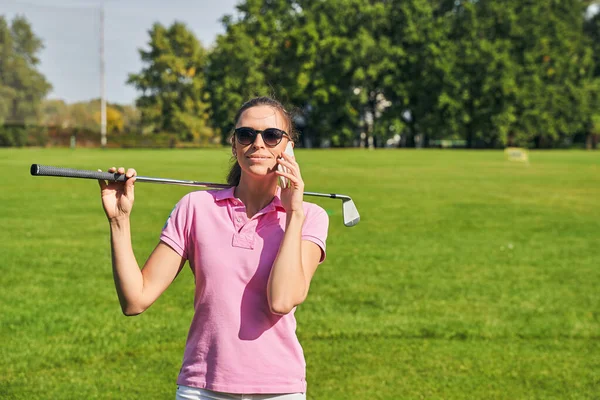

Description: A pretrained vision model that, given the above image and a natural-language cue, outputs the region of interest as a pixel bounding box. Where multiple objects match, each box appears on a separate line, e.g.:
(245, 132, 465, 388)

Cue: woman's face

(233, 105, 292, 179)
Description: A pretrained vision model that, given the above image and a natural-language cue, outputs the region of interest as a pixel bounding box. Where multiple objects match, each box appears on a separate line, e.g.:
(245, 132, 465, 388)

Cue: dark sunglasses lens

(236, 128, 255, 145)
(262, 129, 284, 146)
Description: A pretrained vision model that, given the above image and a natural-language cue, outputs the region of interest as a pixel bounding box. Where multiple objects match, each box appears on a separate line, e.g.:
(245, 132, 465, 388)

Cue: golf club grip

(30, 164, 127, 182)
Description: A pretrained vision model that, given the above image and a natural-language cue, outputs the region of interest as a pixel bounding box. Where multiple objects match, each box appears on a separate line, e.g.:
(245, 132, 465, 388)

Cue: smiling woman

(227, 97, 301, 188)
(97, 96, 329, 400)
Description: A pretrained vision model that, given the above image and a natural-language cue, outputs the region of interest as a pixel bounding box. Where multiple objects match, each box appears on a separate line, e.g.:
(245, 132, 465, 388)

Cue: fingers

(98, 167, 136, 191)
(275, 158, 303, 188)
(275, 170, 300, 185)
(99, 167, 118, 192)
(124, 168, 136, 198)
(97, 169, 108, 191)
(280, 150, 296, 162)
(277, 156, 301, 178)
(125, 168, 137, 178)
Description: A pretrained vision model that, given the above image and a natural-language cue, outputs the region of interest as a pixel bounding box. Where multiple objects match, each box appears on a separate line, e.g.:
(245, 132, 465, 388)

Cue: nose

(252, 132, 267, 148)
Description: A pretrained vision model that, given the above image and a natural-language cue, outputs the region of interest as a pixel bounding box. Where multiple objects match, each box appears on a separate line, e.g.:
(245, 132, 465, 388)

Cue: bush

(0, 124, 49, 147)
(26, 125, 49, 147)
(46, 127, 101, 147)
(0, 124, 28, 147)
(108, 133, 174, 148)
(0, 124, 221, 148)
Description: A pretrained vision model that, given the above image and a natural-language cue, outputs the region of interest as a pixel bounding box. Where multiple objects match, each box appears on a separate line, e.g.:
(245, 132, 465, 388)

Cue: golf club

(30, 164, 360, 227)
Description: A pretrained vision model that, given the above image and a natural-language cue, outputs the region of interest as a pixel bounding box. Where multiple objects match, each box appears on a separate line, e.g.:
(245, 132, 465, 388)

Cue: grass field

(1, 148, 599, 399)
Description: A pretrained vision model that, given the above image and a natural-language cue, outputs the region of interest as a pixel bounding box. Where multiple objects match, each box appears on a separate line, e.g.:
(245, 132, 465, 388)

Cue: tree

(0, 15, 51, 146)
(431, 1, 519, 148)
(207, 0, 437, 147)
(383, 0, 456, 148)
(206, 0, 300, 144)
(116, 104, 141, 134)
(292, 0, 395, 147)
(127, 22, 213, 143)
(412, 0, 596, 149)
(205, 0, 600, 149)
(94, 106, 124, 133)
(584, 5, 600, 149)
(509, 0, 596, 148)
(40, 99, 69, 128)
(207, 0, 390, 147)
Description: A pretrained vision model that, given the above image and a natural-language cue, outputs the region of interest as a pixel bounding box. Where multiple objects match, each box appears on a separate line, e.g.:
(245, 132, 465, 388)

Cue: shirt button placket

(232, 200, 244, 229)
(236, 213, 247, 230)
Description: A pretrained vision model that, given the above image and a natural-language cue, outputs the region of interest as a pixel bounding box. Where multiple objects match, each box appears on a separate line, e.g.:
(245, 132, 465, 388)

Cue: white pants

(176, 385, 306, 400)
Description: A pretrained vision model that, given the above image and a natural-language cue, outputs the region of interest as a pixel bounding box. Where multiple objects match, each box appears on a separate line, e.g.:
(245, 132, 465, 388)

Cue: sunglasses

(234, 127, 290, 147)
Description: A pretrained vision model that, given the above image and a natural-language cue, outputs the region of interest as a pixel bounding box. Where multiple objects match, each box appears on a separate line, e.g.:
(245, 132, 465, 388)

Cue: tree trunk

(406, 122, 416, 147)
(534, 135, 545, 149)
(466, 126, 474, 149)
(507, 132, 515, 147)
(367, 100, 376, 150)
(586, 133, 598, 150)
(422, 133, 429, 148)
(489, 135, 497, 149)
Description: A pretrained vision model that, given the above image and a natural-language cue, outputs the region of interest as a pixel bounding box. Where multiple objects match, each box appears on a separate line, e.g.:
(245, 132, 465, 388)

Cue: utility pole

(100, 3, 107, 148)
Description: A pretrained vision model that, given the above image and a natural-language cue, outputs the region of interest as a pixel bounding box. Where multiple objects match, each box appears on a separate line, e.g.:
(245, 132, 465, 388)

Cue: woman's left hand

(276, 152, 305, 214)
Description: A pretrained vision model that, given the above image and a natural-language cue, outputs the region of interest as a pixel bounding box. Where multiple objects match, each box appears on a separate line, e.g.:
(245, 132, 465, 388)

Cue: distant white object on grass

(505, 147, 529, 163)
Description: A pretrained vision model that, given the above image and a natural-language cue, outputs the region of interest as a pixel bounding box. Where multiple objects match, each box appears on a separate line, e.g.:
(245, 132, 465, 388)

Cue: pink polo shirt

(159, 187, 329, 394)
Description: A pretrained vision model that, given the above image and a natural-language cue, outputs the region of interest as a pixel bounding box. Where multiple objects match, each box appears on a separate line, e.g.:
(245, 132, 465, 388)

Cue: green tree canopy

(127, 21, 213, 143)
(584, 4, 600, 148)
(203, 0, 600, 149)
(508, 0, 597, 148)
(0, 15, 51, 127)
(206, 0, 300, 144)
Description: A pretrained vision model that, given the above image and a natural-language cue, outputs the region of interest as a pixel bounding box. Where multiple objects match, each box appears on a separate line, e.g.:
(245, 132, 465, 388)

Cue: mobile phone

(278, 142, 295, 188)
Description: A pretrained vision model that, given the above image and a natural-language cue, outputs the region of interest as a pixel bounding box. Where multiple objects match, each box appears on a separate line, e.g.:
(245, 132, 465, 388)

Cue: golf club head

(341, 198, 360, 227)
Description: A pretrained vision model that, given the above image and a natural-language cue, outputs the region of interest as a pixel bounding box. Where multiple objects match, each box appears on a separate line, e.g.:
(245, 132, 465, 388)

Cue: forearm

(109, 217, 144, 315)
(267, 211, 307, 315)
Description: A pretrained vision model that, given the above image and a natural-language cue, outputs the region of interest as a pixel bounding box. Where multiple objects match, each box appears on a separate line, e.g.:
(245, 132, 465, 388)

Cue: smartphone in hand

(278, 142, 295, 188)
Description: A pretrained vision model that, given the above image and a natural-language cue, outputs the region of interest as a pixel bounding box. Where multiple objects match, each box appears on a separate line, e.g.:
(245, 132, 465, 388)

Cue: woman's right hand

(98, 167, 137, 221)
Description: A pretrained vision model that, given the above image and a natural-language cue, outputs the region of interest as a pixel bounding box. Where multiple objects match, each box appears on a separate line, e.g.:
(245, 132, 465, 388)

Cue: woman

(98, 97, 329, 400)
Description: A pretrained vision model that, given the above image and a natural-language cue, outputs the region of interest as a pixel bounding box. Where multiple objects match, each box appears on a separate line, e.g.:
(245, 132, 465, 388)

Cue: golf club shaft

(30, 164, 344, 199)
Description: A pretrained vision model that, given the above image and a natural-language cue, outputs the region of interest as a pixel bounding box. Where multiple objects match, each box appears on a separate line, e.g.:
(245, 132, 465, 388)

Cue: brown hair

(226, 96, 299, 186)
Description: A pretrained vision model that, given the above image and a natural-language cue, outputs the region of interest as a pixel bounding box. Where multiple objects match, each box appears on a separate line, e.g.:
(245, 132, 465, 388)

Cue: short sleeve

(160, 194, 192, 259)
(301, 205, 329, 263)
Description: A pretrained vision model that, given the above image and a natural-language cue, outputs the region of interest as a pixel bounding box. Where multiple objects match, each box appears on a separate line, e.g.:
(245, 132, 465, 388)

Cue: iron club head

(302, 191, 360, 227)
(339, 196, 360, 227)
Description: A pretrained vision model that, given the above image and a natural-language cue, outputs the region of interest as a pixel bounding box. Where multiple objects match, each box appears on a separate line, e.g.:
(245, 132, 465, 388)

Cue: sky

(1, 0, 240, 104)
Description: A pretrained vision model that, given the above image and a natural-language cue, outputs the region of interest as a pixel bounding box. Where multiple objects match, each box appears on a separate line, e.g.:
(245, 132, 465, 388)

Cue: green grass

(1, 148, 599, 399)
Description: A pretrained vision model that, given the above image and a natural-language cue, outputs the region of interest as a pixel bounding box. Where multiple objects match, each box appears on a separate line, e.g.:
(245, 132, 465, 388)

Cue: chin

(244, 164, 275, 177)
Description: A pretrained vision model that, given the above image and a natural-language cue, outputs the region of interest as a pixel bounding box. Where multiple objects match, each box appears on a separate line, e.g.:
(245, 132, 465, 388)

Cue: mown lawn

(1, 148, 598, 399)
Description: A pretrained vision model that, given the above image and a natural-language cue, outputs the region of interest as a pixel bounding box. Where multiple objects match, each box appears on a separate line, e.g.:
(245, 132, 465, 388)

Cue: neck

(234, 174, 279, 218)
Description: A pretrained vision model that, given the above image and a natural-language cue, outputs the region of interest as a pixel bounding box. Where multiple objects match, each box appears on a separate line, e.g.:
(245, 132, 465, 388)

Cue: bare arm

(268, 152, 324, 315)
(267, 210, 323, 315)
(100, 167, 185, 316)
(110, 219, 185, 315)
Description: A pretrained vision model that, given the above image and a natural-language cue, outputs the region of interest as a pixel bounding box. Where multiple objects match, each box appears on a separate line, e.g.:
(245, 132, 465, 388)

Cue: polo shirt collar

(213, 186, 236, 202)
(213, 186, 286, 212)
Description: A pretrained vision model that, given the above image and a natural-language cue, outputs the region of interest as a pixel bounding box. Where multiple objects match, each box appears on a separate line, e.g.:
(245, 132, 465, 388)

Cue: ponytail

(226, 160, 242, 186)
